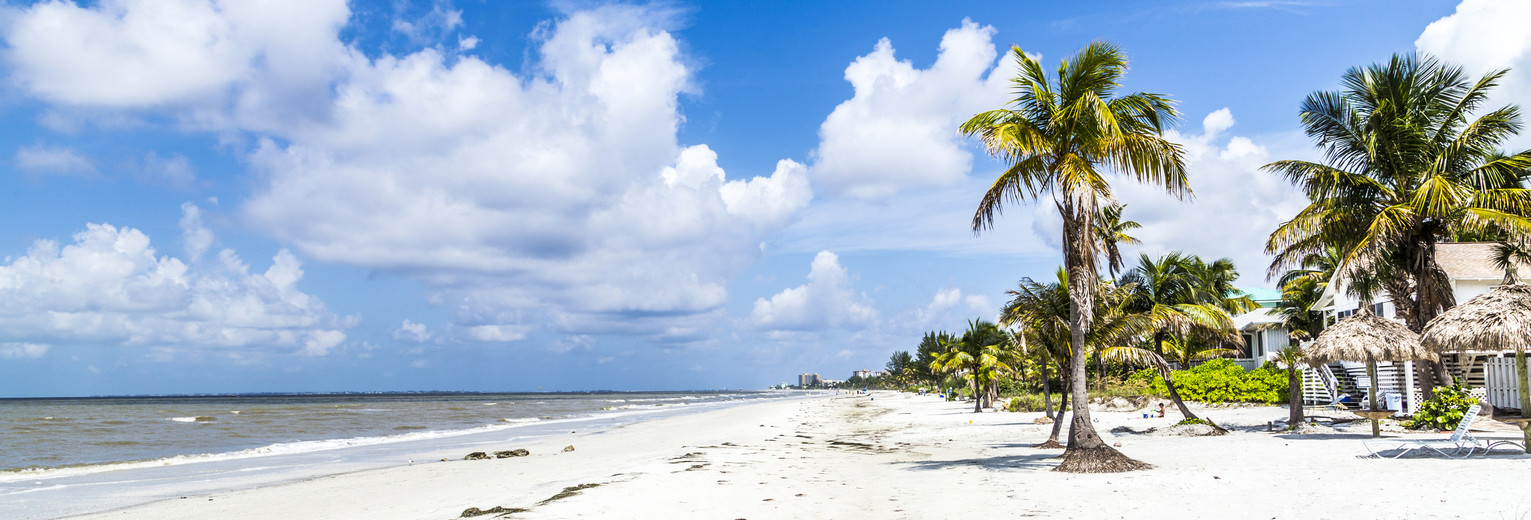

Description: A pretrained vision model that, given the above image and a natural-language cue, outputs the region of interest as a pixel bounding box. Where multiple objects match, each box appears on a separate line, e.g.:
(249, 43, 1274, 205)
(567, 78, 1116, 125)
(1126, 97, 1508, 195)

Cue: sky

(0, 0, 1523, 396)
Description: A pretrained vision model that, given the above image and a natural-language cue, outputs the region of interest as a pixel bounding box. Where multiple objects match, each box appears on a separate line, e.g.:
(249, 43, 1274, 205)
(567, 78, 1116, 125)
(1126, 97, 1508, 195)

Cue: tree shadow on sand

(897, 452, 1061, 471)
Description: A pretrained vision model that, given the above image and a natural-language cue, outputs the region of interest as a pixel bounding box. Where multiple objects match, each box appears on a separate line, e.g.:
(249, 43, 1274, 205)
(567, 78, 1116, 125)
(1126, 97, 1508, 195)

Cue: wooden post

(1368, 358, 1381, 438)
(1403, 360, 1416, 415)
(1517, 348, 1530, 453)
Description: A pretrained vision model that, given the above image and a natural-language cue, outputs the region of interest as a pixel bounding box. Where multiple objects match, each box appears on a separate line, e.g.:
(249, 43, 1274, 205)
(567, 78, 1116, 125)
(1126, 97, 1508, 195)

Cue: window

(1372, 303, 1386, 316)
(1337, 309, 1355, 319)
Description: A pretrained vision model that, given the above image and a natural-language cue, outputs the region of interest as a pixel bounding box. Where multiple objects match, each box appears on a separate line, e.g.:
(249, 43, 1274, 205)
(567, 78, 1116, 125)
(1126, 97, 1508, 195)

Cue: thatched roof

(1304, 308, 1436, 365)
(1421, 282, 1531, 353)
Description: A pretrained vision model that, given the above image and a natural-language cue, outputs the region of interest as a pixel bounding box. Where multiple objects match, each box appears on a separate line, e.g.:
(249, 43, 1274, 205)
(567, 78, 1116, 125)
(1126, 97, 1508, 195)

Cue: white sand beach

(69, 392, 1531, 520)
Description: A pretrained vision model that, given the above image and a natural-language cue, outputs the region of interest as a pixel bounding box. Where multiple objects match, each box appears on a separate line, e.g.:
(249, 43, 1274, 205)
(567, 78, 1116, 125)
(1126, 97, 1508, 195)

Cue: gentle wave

(0, 415, 584, 483)
(168, 416, 217, 423)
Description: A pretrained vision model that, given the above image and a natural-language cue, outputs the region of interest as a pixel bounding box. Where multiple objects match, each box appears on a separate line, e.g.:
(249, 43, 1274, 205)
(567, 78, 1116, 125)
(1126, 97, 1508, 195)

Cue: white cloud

(809, 19, 1010, 200)
(1416, 0, 1531, 150)
(458, 35, 480, 51)
(465, 325, 526, 343)
(751, 251, 877, 331)
(0, 209, 352, 357)
(1111, 109, 1312, 286)
(139, 152, 197, 188)
(909, 287, 995, 330)
(15, 145, 95, 176)
(394, 319, 433, 343)
(3, 0, 355, 131)
(2, 4, 814, 346)
(179, 202, 215, 262)
(0, 343, 48, 359)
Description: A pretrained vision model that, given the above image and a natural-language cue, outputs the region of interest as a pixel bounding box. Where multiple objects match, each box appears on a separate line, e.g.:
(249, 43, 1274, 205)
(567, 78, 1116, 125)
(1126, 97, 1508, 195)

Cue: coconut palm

(1003, 269, 1149, 448)
(1273, 345, 1307, 425)
(932, 319, 1011, 412)
(1265, 53, 1531, 392)
(1096, 203, 1142, 281)
(1112, 252, 1241, 423)
(962, 41, 1187, 473)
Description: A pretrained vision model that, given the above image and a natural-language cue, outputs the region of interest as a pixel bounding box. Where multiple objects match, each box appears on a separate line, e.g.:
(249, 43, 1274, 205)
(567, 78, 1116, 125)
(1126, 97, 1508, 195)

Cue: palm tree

(1096, 203, 1142, 281)
(932, 319, 1011, 412)
(1004, 269, 1149, 448)
(1112, 252, 1241, 423)
(962, 41, 1187, 473)
(1492, 240, 1531, 283)
(1265, 53, 1531, 394)
(914, 332, 948, 386)
(1273, 345, 1307, 425)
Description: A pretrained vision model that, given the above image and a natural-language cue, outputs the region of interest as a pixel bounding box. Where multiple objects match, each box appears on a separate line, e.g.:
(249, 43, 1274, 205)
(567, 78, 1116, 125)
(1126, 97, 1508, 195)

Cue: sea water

(0, 391, 795, 519)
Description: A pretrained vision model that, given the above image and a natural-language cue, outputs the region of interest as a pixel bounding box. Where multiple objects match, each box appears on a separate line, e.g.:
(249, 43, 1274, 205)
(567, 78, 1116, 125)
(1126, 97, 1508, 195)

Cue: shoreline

(1, 392, 815, 520)
(31, 391, 1531, 519)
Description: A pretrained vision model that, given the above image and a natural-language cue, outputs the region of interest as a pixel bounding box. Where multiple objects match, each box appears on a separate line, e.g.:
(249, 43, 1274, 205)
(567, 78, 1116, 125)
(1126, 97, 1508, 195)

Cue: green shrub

(1404, 385, 1478, 430)
(1132, 359, 1288, 404)
(1176, 417, 1218, 427)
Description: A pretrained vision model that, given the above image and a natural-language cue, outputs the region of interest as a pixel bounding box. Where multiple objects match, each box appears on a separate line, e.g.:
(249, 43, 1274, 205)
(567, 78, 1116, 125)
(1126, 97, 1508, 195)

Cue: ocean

(0, 390, 797, 519)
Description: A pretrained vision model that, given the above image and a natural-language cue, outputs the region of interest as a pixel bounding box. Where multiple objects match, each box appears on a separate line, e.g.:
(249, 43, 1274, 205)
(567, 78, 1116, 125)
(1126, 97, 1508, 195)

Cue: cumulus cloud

(138, 152, 198, 189)
(809, 19, 1010, 199)
(1416, 0, 1531, 150)
(751, 251, 877, 331)
(394, 319, 433, 343)
(0, 205, 352, 357)
(1110, 109, 1312, 285)
(908, 288, 995, 330)
(15, 145, 95, 176)
(0, 343, 48, 359)
(3, 3, 816, 346)
(3, 0, 355, 131)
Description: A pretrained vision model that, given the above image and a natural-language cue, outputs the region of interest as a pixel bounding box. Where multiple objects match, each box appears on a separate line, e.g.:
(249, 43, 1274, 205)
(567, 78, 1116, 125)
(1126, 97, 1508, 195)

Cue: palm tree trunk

(1287, 367, 1303, 425)
(1055, 207, 1149, 472)
(1040, 370, 1070, 448)
(1042, 373, 1054, 419)
(1152, 333, 1200, 421)
(971, 370, 982, 413)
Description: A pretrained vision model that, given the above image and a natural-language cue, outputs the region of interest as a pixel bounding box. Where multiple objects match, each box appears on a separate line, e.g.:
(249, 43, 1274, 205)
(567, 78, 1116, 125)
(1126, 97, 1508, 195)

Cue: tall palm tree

(962, 41, 1187, 473)
(1265, 53, 1531, 393)
(1113, 252, 1242, 422)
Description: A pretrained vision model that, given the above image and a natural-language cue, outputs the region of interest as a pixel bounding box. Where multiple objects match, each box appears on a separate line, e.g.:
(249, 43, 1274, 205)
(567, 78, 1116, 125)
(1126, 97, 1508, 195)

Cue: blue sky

(0, 0, 1521, 396)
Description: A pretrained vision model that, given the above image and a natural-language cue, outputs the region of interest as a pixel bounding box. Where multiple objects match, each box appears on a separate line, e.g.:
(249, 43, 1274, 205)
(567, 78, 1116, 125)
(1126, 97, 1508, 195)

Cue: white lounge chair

(1363, 404, 1483, 458)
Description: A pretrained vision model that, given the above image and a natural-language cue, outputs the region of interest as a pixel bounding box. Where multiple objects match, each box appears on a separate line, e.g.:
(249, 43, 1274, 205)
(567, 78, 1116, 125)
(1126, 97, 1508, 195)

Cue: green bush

(1131, 359, 1288, 404)
(1404, 385, 1478, 430)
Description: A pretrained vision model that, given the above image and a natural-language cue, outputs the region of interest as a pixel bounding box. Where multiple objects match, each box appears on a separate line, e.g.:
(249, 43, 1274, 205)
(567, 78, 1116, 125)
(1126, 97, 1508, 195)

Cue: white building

(852, 369, 874, 380)
(1305, 242, 1531, 411)
(1230, 287, 1289, 370)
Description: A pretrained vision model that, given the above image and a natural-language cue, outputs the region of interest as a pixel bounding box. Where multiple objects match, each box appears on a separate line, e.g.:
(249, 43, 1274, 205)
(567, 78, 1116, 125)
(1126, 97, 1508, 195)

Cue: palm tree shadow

(899, 452, 1060, 471)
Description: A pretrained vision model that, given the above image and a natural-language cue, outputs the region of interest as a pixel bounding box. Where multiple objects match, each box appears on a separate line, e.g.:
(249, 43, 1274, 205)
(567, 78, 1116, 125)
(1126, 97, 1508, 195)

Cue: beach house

(1230, 287, 1289, 370)
(1304, 242, 1531, 411)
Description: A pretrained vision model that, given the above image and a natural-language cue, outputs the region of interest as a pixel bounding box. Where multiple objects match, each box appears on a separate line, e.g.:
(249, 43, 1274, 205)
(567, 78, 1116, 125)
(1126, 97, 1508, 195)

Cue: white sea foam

(0, 415, 586, 484)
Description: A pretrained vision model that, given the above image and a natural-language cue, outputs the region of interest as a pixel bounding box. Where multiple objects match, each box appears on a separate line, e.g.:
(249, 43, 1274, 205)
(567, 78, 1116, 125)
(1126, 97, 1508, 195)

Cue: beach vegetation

(1127, 359, 1287, 405)
(962, 40, 1187, 472)
(931, 319, 1012, 412)
(1265, 53, 1531, 398)
(1403, 384, 1478, 430)
(1094, 252, 1247, 428)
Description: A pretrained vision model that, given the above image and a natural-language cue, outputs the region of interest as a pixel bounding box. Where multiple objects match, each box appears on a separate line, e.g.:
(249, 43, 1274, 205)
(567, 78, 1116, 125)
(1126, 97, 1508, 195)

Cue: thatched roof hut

(1420, 283, 1531, 353)
(1304, 308, 1437, 366)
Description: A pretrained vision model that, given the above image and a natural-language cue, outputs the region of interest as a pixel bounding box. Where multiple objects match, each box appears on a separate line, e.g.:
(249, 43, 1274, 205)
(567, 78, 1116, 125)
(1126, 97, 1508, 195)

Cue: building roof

(1233, 307, 1284, 330)
(1311, 242, 1531, 311)
(1435, 242, 1531, 281)
(1236, 287, 1283, 307)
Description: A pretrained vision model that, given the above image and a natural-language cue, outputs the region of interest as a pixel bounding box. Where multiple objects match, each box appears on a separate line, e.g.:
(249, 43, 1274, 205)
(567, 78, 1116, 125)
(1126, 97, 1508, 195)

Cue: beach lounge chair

(1313, 393, 1352, 413)
(1363, 405, 1483, 458)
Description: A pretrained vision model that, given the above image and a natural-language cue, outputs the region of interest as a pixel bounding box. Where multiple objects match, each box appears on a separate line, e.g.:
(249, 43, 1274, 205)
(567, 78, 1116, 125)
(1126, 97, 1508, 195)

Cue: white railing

(1485, 356, 1529, 411)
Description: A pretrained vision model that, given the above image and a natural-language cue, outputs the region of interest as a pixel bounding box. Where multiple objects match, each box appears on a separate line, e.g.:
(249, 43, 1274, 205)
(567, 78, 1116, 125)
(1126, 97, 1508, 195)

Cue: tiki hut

(1420, 283, 1531, 355)
(1304, 308, 1435, 437)
(1421, 282, 1531, 452)
(1304, 308, 1435, 366)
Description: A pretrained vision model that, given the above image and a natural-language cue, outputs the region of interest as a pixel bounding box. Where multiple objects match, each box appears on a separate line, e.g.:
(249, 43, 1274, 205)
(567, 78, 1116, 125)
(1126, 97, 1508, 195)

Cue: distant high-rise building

(852, 369, 874, 380)
(798, 373, 820, 387)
